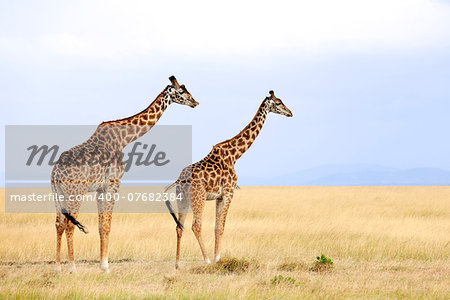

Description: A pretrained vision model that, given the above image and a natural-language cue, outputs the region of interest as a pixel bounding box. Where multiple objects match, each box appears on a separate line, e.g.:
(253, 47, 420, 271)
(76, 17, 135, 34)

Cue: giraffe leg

(98, 212, 113, 273)
(214, 190, 233, 263)
(55, 213, 66, 273)
(173, 184, 190, 269)
(97, 183, 118, 273)
(65, 214, 77, 273)
(175, 212, 187, 269)
(192, 216, 210, 264)
(191, 187, 209, 264)
(214, 198, 225, 262)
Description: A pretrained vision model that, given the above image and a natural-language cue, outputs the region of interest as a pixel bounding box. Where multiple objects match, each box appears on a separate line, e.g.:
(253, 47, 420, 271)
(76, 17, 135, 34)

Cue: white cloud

(1, 0, 450, 62)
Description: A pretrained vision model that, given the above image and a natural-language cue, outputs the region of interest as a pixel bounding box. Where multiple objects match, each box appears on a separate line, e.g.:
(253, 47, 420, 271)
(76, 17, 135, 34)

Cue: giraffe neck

(100, 91, 170, 150)
(219, 101, 268, 163)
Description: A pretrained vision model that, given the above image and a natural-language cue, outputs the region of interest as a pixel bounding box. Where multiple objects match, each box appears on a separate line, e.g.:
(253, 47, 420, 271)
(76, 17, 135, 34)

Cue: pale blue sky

(1, 0, 450, 184)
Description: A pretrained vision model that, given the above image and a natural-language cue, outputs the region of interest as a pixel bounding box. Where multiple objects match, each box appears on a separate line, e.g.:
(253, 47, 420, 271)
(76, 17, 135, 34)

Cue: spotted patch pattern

(167, 91, 293, 268)
(52, 76, 198, 273)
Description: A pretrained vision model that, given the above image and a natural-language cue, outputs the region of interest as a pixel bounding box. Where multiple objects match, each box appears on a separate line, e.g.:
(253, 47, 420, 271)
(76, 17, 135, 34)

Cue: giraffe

(51, 76, 198, 273)
(165, 90, 292, 268)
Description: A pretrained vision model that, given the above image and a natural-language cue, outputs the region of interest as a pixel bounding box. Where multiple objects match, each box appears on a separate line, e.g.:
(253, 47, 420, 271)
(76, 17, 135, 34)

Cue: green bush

(310, 254, 334, 272)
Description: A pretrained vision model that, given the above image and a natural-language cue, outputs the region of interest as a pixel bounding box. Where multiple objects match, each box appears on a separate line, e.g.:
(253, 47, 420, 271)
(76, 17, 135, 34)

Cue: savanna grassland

(0, 186, 449, 299)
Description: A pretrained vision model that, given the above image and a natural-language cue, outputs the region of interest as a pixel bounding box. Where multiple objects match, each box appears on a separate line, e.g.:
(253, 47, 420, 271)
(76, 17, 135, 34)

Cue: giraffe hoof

(214, 255, 221, 263)
(54, 266, 62, 274)
(205, 258, 211, 265)
(100, 260, 110, 273)
(68, 265, 77, 274)
(100, 260, 109, 274)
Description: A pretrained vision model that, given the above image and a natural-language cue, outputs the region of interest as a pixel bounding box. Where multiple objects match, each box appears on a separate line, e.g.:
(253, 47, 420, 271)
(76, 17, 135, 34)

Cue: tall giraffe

(51, 76, 198, 273)
(165, 90, 292, 268)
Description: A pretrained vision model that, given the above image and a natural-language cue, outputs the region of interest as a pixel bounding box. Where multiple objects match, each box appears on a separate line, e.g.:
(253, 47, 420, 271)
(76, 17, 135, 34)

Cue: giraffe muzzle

(283, 108, 293, 117)
(189, 100, 199, 108)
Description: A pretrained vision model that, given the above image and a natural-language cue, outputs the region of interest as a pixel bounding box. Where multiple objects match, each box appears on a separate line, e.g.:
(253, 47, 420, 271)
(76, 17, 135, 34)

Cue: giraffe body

(52, 76, 198, 273)
(166, 91, 292, 268)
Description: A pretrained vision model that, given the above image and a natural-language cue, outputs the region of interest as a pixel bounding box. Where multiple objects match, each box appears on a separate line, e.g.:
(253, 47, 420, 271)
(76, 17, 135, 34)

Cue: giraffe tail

(164, 181, 177, 193)
(52, 179, 89, 234)
(164, 181, 183, 230)
(61, 208, 89, 234)
(164, 200, 183, 231)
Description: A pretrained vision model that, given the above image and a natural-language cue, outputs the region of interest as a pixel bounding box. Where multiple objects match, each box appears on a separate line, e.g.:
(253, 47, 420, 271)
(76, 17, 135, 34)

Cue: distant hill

(3, 164, 450, 187)
(239, 164, 450, 186)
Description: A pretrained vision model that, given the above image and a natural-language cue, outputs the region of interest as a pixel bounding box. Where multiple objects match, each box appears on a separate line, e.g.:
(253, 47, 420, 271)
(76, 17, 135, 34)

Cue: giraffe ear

(169, 75, 180, 87)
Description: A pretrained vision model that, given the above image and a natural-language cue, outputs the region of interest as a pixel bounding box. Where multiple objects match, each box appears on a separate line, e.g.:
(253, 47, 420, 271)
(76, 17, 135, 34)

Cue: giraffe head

(164, 76, 199, 108)
(264, 90, 293, 117)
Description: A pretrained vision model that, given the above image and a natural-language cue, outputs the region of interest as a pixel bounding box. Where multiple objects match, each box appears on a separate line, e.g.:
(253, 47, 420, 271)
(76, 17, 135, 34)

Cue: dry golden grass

(1, 186, 449, 299)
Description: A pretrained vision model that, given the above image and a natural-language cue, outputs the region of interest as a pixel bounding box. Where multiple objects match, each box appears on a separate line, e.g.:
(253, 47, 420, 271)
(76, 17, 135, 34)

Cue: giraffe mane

(100, 89, 166, 126)
(216, 100, 266, 147)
